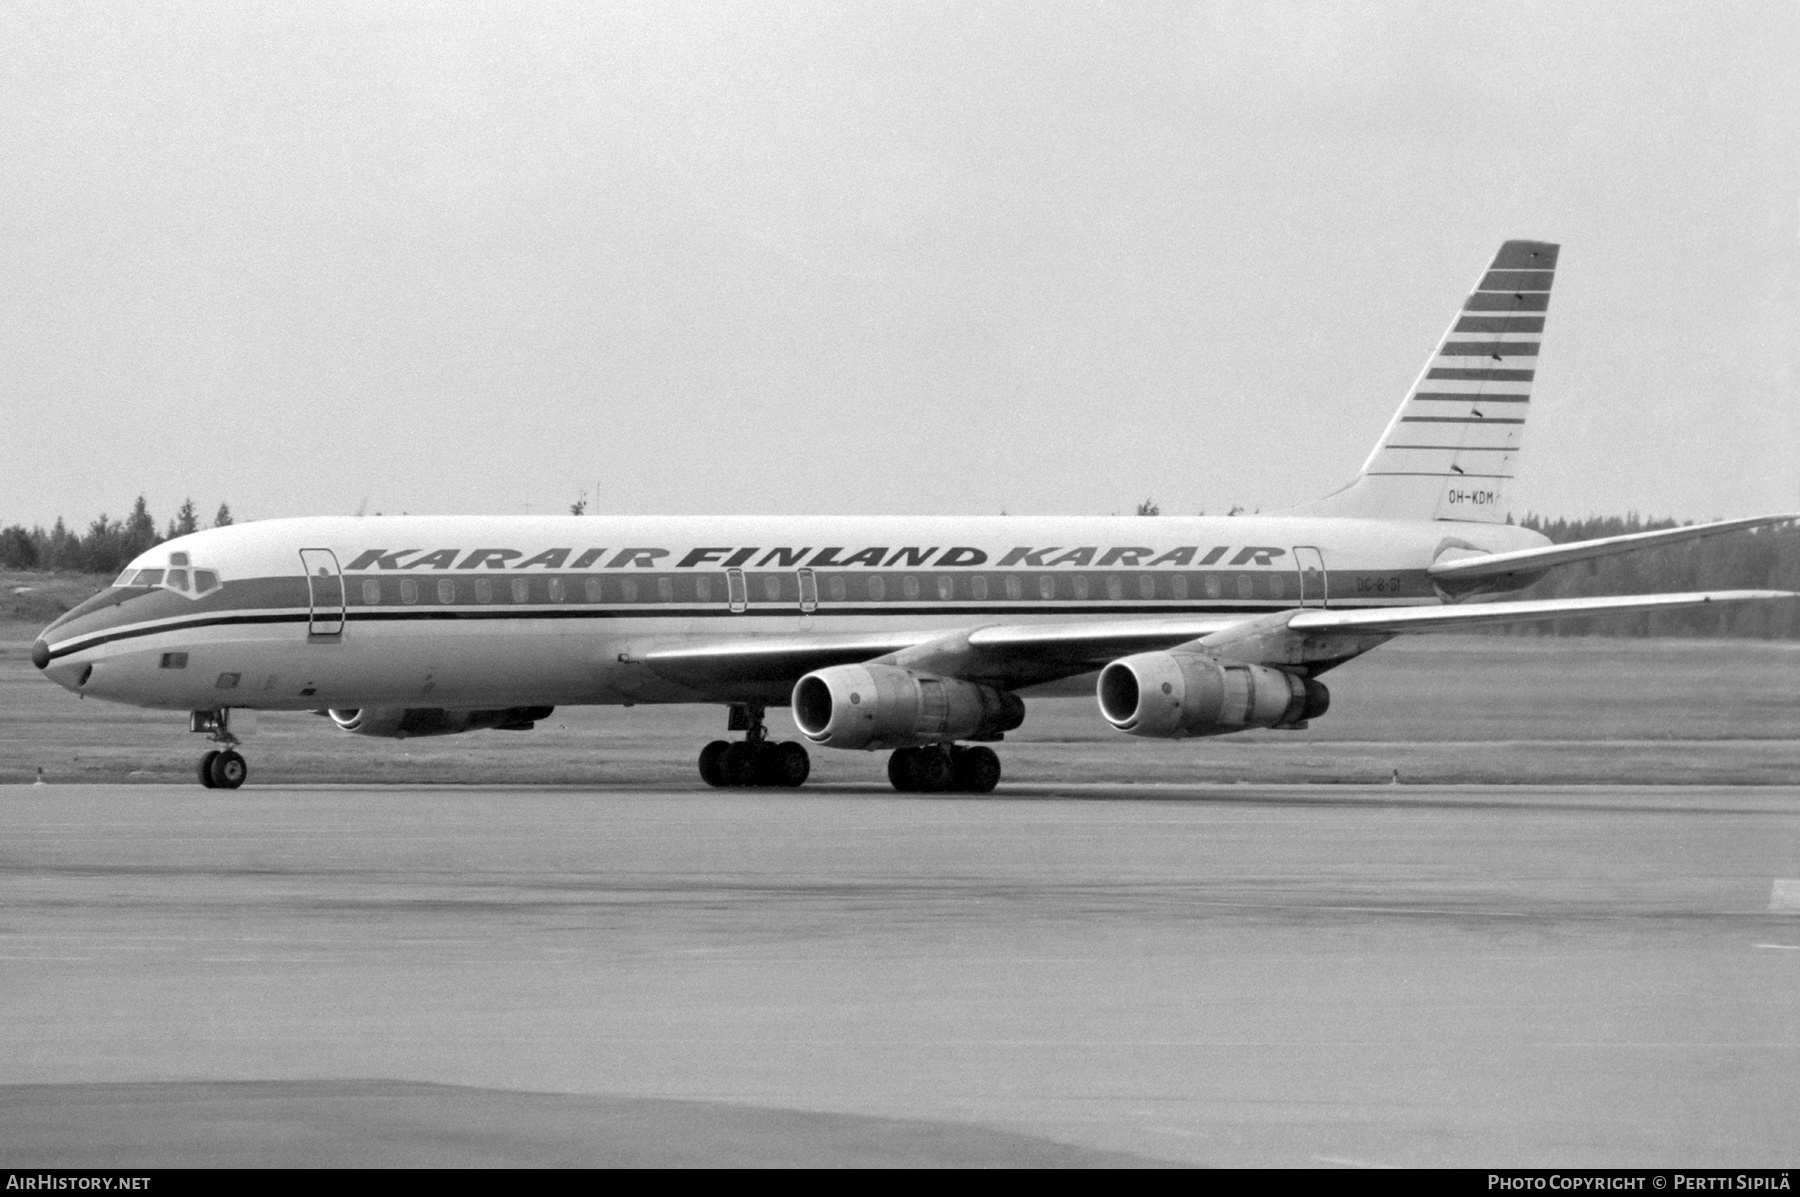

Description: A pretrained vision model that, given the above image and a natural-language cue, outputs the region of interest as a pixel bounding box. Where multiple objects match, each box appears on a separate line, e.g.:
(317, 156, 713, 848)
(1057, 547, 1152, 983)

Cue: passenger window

(867, 575, 886, 600)
(1138, 574, 1156, 599)
(134, 569, 165, 587)
(1268, 574, 1284, 598)
(437, 579, 456, 604)
(511, 578, 530, 603)
(763, 574, 781, 601)
(165, 569, 189, 591)
(695, 575, 712, 602)
(1236, 575, 1253, 599)
(548, 578, 565, 602)
(658, 576, 674, 601)
(936, 575, 954, 600)
(475, 577, 492, 603)
(902, 575, 921, 600)
(1171, 574, 1188, 599)
(827, 575, 846, 602)
(401, 578, 419, 604)
(585, 576, 603, 602)
(1205, 574, 1222, 599)
(620, 577, 637, 602)
(1071, 575, 1090, 600)
(362, 579, 381, 605)
(1105, 575, 1123, 600)
(1005, 575, 1022, 601)
(1037, 575, 1055, 600)
(194, 569, 220, 595)
(970, 575, 988, 600)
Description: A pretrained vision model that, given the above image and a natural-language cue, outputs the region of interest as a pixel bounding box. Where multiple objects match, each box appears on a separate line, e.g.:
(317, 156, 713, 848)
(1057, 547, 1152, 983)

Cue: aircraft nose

(31, 640, 49, 670)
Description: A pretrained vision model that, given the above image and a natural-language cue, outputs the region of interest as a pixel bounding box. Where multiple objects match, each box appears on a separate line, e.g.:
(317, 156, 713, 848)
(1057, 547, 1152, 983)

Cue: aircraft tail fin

(1296, 239, 1559, 524)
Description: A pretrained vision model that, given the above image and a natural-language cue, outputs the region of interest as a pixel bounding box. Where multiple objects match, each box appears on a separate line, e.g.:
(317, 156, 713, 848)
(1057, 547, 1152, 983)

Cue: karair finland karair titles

(31, 241, 1796, 791)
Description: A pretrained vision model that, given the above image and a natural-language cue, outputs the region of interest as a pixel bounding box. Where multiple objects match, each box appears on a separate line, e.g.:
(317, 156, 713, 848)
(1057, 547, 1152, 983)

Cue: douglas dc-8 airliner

(31, 241, 1796, 791)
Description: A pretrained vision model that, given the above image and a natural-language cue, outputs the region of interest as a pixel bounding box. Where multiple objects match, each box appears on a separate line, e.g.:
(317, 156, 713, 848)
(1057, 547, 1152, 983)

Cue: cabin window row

(355, 570, 1299, 606)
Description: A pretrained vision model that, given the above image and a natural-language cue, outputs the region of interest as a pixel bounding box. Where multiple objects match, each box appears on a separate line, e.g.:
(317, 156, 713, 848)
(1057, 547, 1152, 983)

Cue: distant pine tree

(166, 498, 198, 539)
(0, 525, 36, 568)
(1135, 498, 1159, 516)
(122, 495, 159, 560)
(213, 502, 234, 528)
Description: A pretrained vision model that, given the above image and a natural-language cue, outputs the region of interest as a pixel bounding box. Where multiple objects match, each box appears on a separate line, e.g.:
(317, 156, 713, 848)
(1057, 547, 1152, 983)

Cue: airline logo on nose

(342, 545, 1293, 571)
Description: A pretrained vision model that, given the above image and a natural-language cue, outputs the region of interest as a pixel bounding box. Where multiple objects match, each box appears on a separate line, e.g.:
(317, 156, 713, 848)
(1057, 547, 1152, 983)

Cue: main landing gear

(191, 709, 248, 790)
(887, 745, 1001, 794)
(699, 703, 811, 789)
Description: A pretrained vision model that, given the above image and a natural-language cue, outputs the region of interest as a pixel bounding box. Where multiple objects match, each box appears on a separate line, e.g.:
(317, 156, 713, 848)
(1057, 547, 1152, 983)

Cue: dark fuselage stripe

(44, 599, 1436, 661)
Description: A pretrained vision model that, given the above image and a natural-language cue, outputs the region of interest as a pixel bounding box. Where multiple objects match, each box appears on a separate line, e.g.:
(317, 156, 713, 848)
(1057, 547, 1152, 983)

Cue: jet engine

(791, 664, 1024, 750)
(1096, 652, 1327, 738)
(326, 706, 553, 738)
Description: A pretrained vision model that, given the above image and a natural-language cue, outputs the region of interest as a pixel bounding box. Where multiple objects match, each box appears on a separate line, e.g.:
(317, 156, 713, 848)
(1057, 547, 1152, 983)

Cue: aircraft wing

(1428, 514, 1797, 586)
(1286, 589, 1794, 634)
(640, 591, 1792, 697)
(638, 617, 1241, 690)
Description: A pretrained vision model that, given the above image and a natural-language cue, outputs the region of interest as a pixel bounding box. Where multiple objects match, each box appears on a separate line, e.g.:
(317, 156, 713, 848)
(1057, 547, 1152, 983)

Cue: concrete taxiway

(3, 781, 1798, 1167)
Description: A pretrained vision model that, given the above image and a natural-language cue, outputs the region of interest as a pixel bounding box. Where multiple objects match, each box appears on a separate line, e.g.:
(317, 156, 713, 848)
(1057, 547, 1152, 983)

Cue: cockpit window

(169, 552, 190, 567)
(113, 564, 223, 597)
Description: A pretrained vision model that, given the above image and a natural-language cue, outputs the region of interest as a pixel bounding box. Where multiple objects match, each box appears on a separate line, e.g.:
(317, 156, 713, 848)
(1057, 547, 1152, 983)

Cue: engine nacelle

(1096, 652, 1327, 738)
(327, 706, 553, 738)
(791, 664, 1024, 750)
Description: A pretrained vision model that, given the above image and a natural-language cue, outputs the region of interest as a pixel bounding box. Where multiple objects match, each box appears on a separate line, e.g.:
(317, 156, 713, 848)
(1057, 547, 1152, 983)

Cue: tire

(953, 745, 1001, 793)
(911, 748, 954, 793)
(198, 751, 220, 789)
(721, 741, 760, 787)
(210, 750, 247, 790)
(766, 741, 810, 788)
(887, 748, 917, 792)
(698, 740, 731, 787)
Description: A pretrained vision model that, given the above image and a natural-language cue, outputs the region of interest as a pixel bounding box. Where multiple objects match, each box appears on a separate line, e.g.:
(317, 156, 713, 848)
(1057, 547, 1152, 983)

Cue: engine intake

(791, 664, 1024, 750)
(327, 706, 553, 738)
(1096, 652, 1327, 738)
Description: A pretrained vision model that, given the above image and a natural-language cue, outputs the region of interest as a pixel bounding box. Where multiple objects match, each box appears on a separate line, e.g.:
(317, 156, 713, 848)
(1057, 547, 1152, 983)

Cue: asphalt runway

(3, 782, 1798, 1167)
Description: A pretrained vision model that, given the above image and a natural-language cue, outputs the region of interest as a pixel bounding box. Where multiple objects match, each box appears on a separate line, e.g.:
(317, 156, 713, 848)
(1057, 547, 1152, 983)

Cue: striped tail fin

(1301, 239, 1558, 524)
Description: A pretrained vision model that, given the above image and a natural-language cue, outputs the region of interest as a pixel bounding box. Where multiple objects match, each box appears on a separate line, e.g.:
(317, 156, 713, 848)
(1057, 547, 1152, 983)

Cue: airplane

(30, 240, 1796, 792)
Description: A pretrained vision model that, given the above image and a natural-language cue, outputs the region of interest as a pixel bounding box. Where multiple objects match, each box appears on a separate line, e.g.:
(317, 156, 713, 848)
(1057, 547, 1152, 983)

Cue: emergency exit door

(1293, 546, 1327, 607)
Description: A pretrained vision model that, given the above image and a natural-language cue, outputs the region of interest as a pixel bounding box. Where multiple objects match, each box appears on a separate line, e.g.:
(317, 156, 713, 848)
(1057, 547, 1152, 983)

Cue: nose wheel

(198, 749, 248, 790)
(698, 703, 810, 788)
(888, 745, 1000, 793)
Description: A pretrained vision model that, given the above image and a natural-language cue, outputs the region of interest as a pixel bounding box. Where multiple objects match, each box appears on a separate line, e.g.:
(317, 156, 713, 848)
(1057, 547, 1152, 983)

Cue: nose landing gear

(198, 749, 248, 789)
(699, 703, 811, 789)
(191, 709, 249, 790)
(887, 744, 1001, 793)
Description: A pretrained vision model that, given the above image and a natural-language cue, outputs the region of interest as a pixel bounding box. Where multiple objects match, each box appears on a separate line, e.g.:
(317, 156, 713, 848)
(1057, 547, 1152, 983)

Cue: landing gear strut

(191, 709, 248, 790)
(887, 744, 1001, 794)
(699, 703, 810, 789)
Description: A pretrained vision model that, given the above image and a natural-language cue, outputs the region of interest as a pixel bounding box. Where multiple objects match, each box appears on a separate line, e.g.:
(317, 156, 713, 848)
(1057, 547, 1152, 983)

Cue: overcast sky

(2, 0, 1795, 530)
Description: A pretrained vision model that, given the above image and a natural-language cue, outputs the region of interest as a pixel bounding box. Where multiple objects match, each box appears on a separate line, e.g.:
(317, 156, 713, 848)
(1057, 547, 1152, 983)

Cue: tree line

(0, 497, 234, 575)
(1501, 514, 1799, 639)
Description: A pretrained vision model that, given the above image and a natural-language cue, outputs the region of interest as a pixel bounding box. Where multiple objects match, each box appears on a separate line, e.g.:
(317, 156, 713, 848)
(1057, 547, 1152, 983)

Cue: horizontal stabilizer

(1287, 589, 1795, 635)
(1428, 513, 1799, 584)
